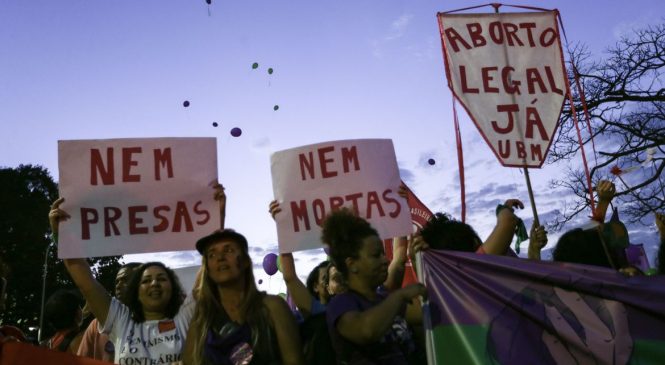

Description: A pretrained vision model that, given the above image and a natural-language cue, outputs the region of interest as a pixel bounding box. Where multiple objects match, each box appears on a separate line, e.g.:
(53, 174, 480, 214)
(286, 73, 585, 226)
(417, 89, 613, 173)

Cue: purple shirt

(326, 290, 415, 365)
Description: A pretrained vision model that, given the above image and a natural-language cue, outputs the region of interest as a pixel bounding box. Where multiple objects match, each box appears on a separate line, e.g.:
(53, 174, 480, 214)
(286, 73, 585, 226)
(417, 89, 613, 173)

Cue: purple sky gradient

(1, 1, 663, 289)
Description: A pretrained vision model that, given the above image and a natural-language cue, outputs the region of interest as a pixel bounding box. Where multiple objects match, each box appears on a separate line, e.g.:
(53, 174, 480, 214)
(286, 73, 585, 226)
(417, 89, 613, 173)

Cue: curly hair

(122, 262, 185, 322)
(420, 212, 482, 252)
(305, 260, 329, 300)
(321, 208, 378, 276)
(553, 228, 624, 269)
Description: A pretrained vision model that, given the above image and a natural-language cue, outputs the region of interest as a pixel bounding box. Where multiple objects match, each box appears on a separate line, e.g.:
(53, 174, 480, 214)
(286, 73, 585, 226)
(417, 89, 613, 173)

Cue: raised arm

(49, 198, 112, 325)
(527, 223, 548, 260)
(383, 237, 407, 291)
(336, 283, 426, 345)
(592, 180, 615, 223)
(264, 295, 306, 365)
(269, 200, 316, 316)
(483, 199, 524, 255)
(212, 182, 226, 229)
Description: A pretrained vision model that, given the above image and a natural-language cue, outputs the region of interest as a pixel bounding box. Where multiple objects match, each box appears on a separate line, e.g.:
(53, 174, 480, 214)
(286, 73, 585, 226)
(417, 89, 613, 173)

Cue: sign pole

(492, 3, 540, 227)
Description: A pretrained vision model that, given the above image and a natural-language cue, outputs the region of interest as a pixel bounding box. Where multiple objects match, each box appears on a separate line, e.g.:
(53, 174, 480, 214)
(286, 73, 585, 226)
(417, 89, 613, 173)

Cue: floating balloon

(428, 158, 436, 165)
(268, 68, 274, 75)
(212, 122, 218, 127)
(230, 127, 242, 137)
(258, 279, 263, 284)
(273, 105, 279, 111)
(205, 0, 211, 4)
(252, 62, 259, 69)
(262, 253, 278, 276)
(183, 100, 190, 107)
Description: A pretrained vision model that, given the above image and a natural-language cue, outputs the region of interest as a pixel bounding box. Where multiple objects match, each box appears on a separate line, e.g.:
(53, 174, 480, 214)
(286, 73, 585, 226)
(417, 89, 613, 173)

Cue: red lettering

(460, 66, 479, 93)
(341, 146, 360, 173)
(545, 66, 564, 95)
(128, 205, 149, 235)
(498, 140, 511, 158)
(488, 21, 504, 44)
(466, 23, 486, 47)
(382, 189, 401, 218)
(344, 193, 363, 214)
(193, 201, 210, 225)
(122, 147, 141, 183)
(501, 67, 521, 94)
(519, 23, 537, 46)
(81, 208, 98, 240)
(104, 207, 121, 237)
(366, 191, 385, 219)
(526, 107, 549, 140)
(90, 148, 114, 185)
(491, 104, 518, 134)
(153, 205, 170, 232)
(530, 144, 543, 162)
(318, 146, 337, 178)
(291, 200, 310, 232)
(313, 199, 326, 226)
(481, 67, 499, 93)
(154, 148, 173, 181)
(329, 196, 345, 211)
(516, 141, 527, 159)
(540, 28, 557, 47)
(503, 22, 523, 46)
(444, 27, 471, 52)
(172, 201, 193, 232)
(299, 152, 315, 181)
(526, 68, 547, 94)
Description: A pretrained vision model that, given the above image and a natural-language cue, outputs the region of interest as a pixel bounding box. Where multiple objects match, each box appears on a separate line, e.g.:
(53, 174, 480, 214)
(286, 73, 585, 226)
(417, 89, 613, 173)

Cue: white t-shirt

(101, 297, 195, 365)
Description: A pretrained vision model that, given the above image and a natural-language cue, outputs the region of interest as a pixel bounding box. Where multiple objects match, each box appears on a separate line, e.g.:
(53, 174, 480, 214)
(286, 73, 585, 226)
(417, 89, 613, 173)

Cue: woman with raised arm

(183, 229, 304, 365)
(323, 208, 426, 365)
(49, 183, 225, 364)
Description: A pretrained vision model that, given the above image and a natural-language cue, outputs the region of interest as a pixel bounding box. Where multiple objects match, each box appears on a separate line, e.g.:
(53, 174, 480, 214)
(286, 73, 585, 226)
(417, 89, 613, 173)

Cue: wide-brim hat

(195, 229, 249, 255)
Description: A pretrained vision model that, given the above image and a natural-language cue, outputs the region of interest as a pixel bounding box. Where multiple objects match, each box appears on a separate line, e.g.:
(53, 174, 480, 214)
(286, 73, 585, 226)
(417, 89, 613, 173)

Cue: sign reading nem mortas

(271, 139, 412, 253)
(57, 137, 219, 258)
(439, 11, 566, 167)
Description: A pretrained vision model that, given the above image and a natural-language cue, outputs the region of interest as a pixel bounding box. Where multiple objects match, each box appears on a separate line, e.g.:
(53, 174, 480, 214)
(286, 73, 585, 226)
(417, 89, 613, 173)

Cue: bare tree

(548, 22, 665, 230)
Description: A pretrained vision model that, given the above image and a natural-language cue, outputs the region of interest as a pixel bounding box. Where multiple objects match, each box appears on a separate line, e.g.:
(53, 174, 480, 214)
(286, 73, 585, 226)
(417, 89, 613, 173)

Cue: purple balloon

(263, 253, 278, 276)
(258, 279, 263, 284)
(183, 100, 190, 107)
(428, 158, 436, 165)
(212, 122, 218, 127)
(230, 127, 242, 137)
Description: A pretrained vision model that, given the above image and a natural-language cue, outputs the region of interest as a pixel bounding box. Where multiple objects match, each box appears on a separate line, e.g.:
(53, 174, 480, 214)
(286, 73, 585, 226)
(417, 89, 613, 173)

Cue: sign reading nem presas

(439, 11, 566, 167)
(57, 137, 219, 258)
(270, 139, 412, 253)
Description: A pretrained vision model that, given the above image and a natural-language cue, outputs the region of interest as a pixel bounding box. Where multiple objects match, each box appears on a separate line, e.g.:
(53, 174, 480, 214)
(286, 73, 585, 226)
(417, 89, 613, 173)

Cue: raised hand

(269, 200, 282, 220)
(48, 197, 70, 236)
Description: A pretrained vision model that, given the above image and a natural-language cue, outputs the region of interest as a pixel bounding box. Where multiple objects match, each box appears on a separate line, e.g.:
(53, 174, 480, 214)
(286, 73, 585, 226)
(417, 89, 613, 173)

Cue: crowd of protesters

(0, 178, 663, 365)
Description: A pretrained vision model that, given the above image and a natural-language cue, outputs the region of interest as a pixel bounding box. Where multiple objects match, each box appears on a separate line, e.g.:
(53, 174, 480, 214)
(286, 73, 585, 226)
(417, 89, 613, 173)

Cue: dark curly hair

(553, 228, 625, 269)
(420, 212, 482, 252)
(321, 208, 378, 276)
(123, 262, 185, 322)
(306, 260, 329, 300)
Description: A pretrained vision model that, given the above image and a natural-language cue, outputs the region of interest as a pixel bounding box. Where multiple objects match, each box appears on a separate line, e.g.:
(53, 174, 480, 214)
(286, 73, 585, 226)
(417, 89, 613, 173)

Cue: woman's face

(137, 266, 173, 314)
(353, 235, 389, 288)
(327, 265, 346, 296)
(205, 240, 247, 285)
(315, 266, 329, 301)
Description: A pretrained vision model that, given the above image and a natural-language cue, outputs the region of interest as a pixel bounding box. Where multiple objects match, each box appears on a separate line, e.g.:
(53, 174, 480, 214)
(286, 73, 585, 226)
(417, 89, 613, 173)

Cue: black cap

(195, 229, 249, 255)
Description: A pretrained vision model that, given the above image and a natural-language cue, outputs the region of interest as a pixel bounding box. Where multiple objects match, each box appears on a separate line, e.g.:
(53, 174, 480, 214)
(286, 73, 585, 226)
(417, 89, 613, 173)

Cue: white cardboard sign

(439, 11, 566, 167)
(57, 137, 219, 258)
(270, 139, 412, 253)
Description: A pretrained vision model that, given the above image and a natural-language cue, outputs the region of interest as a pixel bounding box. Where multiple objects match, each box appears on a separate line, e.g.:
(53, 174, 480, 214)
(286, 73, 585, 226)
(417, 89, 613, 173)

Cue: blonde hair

(188, 240, 274, 364)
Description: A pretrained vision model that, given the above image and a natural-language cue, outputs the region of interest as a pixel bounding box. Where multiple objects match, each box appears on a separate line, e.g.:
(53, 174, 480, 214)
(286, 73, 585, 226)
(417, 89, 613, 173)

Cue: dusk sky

(2, 1, 663, 292)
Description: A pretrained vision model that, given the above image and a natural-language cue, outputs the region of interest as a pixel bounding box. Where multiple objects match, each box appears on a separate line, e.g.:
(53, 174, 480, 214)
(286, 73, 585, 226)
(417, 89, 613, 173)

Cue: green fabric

(629, 340, 665, 365)
(431, 325, 493, 365)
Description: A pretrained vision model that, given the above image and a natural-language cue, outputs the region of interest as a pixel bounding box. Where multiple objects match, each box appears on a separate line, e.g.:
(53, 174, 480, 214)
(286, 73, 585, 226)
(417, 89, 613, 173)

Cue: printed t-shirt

(77, 318, 114, 362)
(326, 290, 415, 365)
(101, 297, 195, 365)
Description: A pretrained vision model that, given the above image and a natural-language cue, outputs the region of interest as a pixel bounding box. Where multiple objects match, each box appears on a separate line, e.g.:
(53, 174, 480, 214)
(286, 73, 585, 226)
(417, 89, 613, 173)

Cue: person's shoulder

(262, 294, 289, 311)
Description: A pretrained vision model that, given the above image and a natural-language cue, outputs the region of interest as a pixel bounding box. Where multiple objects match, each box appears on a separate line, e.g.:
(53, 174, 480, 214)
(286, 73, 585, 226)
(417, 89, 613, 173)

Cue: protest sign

(271, 139, 411, 253)
(57, 137, 219, 258)
(439, 11, 566, 167)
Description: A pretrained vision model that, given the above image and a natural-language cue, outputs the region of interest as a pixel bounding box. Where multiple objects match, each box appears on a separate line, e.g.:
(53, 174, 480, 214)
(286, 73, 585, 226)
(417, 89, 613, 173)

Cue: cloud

(399, 167, 415, 184)
(386, 14, 414, 41)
